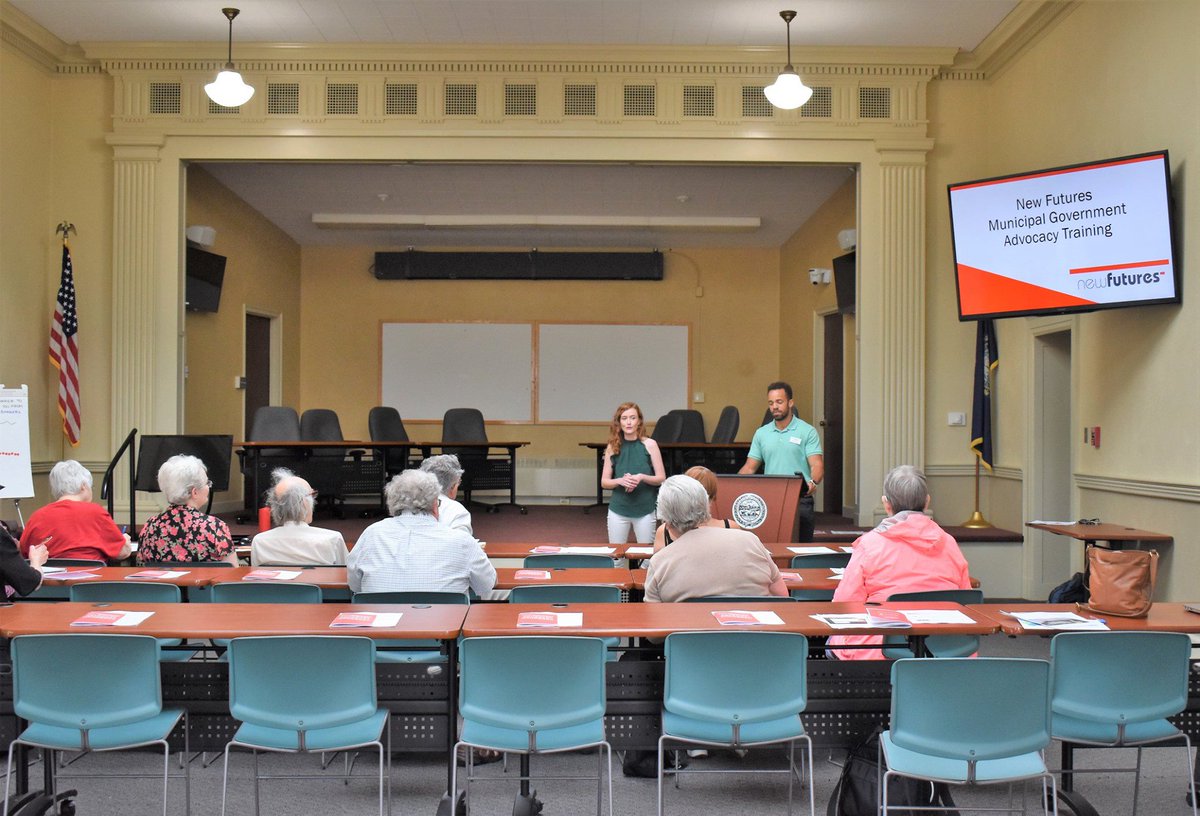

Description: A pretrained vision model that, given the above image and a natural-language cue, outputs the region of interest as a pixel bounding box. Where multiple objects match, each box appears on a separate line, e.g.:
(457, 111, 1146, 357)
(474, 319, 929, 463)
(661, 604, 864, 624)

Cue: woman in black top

(652, 465, 741, 551)
(0, 521, 48, 597)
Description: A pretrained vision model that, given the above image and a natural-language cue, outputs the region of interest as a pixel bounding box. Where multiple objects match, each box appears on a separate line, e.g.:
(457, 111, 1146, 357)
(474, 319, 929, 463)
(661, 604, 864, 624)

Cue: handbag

(1080, 546, 1158, 617)
(827, 727, 957, 816)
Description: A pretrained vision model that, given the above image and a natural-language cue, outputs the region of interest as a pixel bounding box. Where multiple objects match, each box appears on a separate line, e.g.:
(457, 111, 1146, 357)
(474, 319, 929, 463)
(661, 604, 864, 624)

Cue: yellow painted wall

(1, 43, 112, 511)
(924, 0, 1200, 597)
(183, 167, 303, 507)
(297, 245, 780, 480)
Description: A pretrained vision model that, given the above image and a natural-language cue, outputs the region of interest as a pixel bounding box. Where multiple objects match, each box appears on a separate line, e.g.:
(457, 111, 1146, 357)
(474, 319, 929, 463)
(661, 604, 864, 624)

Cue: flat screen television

(185, 245, 227, 313)
(948, 150, 1178, 321)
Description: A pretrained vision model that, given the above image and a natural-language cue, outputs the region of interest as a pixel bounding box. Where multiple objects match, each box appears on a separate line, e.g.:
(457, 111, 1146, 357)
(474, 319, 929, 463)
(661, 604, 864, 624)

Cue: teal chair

(881, 588, 985, 659)
(523, 554, 616, 568)
(351, 590, 469, 663)
(221, 636, 389, 816)
(882, 658, 1055, 815)
(508, 585, 622, 660)
(209, 582, 323, 655)
(1050, 631, 1196, 816)
(70, 581, 198, 662)
(2, 634, 189, 816)
(452, 636, 612, 816)
(658, 631, 813, 816)
(787, 554, 849, 600)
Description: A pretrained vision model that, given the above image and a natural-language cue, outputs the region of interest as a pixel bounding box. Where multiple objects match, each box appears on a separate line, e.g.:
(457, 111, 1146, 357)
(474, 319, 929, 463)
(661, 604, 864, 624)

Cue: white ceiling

(11, 0, 1019, 249)
(10, 1, 1017, 49)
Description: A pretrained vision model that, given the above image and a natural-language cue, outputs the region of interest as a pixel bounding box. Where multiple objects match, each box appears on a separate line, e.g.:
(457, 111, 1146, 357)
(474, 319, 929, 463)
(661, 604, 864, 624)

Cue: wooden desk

(0, 601, 466, 640)
(39, 566, 230, 588)
(0, 600, 467, 799)
(413, 440, 529, 511)
(1026, 522, 1173, 583)
(482, 542, 630, 561)
(970, 602, 1200, 635)
(493, 567, 634, 590)
(237, 440, 406, 515)
(461, 601, 998, 640)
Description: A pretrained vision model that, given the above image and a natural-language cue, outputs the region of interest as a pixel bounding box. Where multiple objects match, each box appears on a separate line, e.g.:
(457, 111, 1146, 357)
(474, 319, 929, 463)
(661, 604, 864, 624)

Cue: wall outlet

(233, 376, 246, 390)
(693, 391, 705, 403)
(947, 411, 966, 426)
(558, 497, 571, 505)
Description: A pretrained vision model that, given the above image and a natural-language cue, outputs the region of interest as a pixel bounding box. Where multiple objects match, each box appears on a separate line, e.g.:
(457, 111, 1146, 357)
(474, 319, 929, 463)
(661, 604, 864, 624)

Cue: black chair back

(711, 406, 740, 443)
(670, 409, 706, 443)
(368, 406, 409, 443)
(650, 412, 682, 443)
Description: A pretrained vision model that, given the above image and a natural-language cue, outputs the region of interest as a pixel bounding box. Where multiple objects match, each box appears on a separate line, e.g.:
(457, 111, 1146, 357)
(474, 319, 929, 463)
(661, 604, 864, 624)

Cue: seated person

(19, 460, 132, 563)
(250, 468, 348, 566)
(136, 454, 238, 566)
(652, 465, 740, 552)
(347, 469, 495, 596)
(644, 474, 786, 602)
(829, 464, 971, 660)
(1, 520, 48, 597)
(419, 454, 473, 537)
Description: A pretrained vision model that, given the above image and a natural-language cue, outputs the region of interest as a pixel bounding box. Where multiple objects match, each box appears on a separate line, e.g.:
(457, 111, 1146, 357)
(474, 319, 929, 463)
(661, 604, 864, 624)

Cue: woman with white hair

(136, 454, 237, 565)
(19, 459, 132, 562)
(643, 474, 786, 602)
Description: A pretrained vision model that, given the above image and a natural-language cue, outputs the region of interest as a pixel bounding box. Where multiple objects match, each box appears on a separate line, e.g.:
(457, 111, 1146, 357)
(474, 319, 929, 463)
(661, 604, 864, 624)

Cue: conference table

(237, 439, 530, 515)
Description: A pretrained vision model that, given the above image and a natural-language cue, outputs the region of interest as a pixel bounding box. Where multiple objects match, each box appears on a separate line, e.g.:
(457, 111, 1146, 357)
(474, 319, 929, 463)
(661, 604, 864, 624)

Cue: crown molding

(0, 1, 95, 73)
(942, 0, 1079, 80)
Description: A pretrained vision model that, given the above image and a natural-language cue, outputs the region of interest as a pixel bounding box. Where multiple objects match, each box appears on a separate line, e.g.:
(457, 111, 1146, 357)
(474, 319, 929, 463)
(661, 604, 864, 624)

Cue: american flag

(49, 243, 81, 446)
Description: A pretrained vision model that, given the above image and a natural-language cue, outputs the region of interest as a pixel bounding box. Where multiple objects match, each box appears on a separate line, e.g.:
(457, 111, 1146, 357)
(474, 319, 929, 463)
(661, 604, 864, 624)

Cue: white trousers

(607, 510, 657, 544)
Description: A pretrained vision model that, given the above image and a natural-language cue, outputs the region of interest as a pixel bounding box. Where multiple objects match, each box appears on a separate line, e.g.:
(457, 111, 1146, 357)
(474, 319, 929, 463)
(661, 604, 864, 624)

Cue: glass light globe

(764, 71, 813, 110)
(205, 70, 255, 107)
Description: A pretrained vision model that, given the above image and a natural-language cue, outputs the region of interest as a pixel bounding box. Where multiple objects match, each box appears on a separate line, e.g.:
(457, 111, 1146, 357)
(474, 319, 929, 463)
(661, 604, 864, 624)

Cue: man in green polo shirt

(739, 381, 824, 541)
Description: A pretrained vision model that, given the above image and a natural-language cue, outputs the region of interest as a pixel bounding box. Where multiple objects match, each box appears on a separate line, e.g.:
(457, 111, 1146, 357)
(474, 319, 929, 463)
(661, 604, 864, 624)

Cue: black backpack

(828, 727, 958, 816)
(1048, 571, 1089, 604)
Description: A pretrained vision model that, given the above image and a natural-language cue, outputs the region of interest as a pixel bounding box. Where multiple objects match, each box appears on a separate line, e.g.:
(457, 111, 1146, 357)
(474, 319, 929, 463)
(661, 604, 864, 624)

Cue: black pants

(798, 495, 815, 542)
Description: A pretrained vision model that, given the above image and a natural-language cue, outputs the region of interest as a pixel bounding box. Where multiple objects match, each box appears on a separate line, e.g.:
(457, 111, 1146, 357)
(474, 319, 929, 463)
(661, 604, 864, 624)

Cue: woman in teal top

(601, 402, 666, 544)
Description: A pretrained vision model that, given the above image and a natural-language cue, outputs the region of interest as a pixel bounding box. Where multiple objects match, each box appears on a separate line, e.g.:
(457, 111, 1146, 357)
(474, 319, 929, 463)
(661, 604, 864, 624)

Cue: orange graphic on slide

(958, 263, 1096, 317)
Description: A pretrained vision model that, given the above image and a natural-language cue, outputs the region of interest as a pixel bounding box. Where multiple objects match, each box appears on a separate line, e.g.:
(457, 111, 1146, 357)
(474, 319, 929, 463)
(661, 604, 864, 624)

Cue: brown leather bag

(1080, 546, 1158, 617)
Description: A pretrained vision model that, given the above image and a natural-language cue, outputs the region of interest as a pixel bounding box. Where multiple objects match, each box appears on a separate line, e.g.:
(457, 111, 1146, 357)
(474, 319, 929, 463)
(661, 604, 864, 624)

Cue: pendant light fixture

(204, 8, 255, 108)
(763, 10, 813, 110)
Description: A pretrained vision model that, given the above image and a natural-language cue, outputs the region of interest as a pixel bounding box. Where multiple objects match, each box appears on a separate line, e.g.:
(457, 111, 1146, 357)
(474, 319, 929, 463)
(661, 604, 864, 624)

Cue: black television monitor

(948, 150, 1179, 321)
(135, 435, 233, 493)
(832, 251, 855, 315)
(185, 245, 227, 313)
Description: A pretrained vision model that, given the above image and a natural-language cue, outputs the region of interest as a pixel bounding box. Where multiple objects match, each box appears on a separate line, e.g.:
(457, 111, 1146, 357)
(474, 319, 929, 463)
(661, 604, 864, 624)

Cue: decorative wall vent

(445, 83, 478, 115)
(326, 82, 359, 115)
(385, 83, 418, 115)
(623, 84, 655, 117)
(741, 85, 773, 118)
(149, 82, 181, 114)
(801, 86, 833, 118)
(858, 86, 891, 118)
(267, 83, 300, 115)
(504, 83, 537, 116)
(682, 85, 715, 117)
(563, 84, 597, 116)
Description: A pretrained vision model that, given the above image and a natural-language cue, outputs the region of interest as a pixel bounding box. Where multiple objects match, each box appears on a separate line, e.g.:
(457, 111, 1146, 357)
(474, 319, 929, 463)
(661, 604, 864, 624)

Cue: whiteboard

(381, 323, 533, 421)
(0, 386, 34, 498)
(538, 324, 689, 422)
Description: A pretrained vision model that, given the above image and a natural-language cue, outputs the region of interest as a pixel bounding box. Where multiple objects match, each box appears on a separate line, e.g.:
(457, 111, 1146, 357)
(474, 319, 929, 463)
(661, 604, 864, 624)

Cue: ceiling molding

(941, 0, 1078, 80)
(0, 1, 93, 72)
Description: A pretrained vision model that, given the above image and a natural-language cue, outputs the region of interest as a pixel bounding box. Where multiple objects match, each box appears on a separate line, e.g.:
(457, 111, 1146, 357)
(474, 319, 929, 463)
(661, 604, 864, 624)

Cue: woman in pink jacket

(828, 465, 971, 660)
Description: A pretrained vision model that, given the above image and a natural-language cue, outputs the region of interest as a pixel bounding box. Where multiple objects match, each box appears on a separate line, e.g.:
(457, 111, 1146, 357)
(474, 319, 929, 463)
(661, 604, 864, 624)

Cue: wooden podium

(714, 474, 807, 543)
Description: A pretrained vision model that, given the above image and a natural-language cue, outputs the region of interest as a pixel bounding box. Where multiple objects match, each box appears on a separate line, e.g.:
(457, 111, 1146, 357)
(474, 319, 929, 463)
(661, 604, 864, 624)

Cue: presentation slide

(950, 152, 1176, 319)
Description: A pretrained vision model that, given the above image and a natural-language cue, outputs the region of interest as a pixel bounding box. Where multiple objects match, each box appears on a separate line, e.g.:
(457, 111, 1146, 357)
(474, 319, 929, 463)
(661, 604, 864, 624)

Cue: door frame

(243, 307, 283, 437)
(1024, 316, 1078, 599)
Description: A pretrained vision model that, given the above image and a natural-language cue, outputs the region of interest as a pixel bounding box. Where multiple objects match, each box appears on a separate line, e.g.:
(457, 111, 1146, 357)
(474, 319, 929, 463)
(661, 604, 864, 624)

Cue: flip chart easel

(0, 385, 35, 527)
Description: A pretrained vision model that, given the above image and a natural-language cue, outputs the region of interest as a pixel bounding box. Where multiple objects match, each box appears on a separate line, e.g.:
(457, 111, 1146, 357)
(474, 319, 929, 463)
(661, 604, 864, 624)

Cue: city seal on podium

(731, 492, 768, 529)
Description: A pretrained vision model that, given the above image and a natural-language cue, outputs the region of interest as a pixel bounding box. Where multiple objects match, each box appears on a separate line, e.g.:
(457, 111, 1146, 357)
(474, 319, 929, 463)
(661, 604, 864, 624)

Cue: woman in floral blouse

(137, 454, 238, 565)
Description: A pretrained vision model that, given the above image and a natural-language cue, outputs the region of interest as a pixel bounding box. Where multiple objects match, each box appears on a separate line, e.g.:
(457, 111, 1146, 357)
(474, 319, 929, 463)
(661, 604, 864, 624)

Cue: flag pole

(961, 456, 991, 528)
